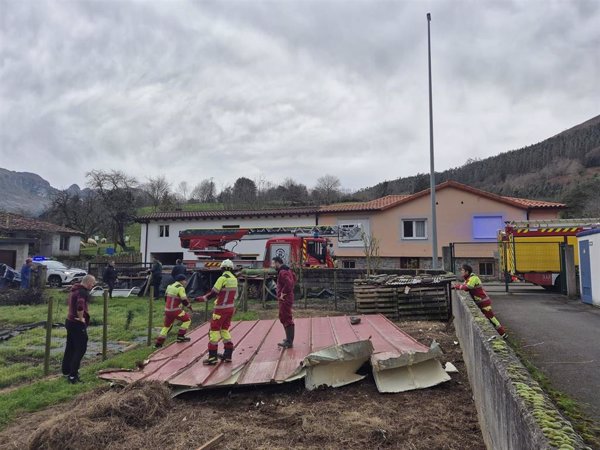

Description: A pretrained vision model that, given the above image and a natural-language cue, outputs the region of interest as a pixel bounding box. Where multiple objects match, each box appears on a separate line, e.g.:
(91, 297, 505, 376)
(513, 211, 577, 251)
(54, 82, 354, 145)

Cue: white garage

(577, 228, 600, 307)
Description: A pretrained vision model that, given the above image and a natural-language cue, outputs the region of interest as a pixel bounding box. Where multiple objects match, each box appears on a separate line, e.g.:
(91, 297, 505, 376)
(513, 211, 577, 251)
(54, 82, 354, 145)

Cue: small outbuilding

(576, 228, 600, 306)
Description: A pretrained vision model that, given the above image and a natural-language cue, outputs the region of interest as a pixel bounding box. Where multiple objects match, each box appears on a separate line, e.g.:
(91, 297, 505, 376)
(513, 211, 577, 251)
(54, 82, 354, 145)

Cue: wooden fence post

(102, 290, 109, 360)
(261, 274, 267, 309)
(43, 294, 54, 376)
(333, 269, 338, 310)
(147, 286, 154, 346)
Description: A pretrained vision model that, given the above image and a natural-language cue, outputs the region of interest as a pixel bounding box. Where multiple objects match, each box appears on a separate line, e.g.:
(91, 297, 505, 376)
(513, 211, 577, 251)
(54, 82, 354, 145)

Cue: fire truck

(498, 218, 600, 289)
(179, 226, 339, 268)
(179, 226, 340, 296)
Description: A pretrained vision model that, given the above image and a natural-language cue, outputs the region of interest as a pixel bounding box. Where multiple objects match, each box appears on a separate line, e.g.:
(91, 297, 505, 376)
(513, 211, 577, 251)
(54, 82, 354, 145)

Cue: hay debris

(28, 382, 171, 450)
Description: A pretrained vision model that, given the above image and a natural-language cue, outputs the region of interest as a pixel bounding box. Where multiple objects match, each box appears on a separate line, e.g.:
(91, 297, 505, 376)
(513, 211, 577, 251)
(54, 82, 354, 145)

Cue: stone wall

(453, 292, 586, 449)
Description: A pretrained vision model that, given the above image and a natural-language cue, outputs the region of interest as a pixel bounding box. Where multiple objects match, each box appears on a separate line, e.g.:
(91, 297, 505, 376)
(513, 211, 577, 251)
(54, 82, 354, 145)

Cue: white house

(137, 207, 320, 264)
(0, 212, 83, 268)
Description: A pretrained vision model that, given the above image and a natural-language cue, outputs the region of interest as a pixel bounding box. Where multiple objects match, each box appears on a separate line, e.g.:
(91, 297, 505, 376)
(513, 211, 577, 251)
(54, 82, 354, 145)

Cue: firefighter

(196, 259, 238, 365)
(454, 264, 507, 338)
(272, 256, 297, 349)
(155, 274, 193, 348)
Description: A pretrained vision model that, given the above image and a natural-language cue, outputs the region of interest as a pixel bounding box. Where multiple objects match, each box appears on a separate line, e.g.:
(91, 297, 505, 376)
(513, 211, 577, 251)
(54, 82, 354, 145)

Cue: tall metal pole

(427, 12, 438, 270)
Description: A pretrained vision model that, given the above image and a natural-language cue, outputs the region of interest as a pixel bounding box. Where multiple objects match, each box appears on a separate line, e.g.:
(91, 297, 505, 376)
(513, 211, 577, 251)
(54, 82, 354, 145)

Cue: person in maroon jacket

(272, 256, 297, 349)
(61, 274, 96, 384)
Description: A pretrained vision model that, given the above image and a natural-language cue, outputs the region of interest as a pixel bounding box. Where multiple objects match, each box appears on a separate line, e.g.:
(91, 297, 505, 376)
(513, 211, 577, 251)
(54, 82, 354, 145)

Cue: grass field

(0, 289, 258, 388)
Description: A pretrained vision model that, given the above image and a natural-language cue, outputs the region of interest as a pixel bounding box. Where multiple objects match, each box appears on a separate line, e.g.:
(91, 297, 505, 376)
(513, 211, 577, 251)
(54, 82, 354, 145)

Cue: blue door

(579, 240, 592, 304)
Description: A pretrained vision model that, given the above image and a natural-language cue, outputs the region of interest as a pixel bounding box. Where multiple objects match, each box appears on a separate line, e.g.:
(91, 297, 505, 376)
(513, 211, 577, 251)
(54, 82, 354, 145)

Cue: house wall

(0, 243, 29, 268)
(49, 234, 80, 257)
(320, 186, 541, 259)
(140, 215, 318, 263)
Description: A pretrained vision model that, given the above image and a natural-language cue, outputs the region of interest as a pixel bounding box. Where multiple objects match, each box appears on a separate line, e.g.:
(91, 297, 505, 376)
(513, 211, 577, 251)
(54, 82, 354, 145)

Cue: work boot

(177, 335, 191, 343)
(219, 347, 233, 363)
(203, 350, 218, 365)
(278, 325, 294, 349)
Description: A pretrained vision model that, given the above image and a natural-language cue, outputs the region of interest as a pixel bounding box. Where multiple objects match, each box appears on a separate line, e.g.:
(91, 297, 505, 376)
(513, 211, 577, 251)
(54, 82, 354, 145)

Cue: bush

(0, 288, 47, 306)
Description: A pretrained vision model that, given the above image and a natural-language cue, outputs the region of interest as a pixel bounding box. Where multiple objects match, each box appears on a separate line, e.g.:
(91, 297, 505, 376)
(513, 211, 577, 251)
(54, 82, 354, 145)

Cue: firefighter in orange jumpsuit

(155, 274, 193, 348)
(454, 264, 507, 338)
(196, 259, 238, 365)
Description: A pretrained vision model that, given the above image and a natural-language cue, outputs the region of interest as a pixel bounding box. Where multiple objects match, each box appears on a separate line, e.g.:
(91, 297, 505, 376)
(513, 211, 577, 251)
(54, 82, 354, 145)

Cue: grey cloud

(0, 0, 598, 192)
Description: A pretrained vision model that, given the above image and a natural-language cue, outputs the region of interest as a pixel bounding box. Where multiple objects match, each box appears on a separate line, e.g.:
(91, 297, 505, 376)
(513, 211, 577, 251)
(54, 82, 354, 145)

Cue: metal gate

(449, 241, 568, 293)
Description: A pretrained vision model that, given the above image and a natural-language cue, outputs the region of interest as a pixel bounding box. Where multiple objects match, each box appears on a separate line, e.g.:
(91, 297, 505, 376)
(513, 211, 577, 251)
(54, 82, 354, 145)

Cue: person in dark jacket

(102, 260, 118, 298)
(150, 256, 163, 300)
(171, 259, 187, 280)
(20, 258, 33, 289)
(272, 256, 297, 349)
(61, 274, 96, 384)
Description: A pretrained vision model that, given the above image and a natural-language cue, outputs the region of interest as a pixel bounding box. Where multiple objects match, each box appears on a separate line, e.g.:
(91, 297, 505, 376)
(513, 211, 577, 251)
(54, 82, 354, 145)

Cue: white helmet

(220, 259, 234, 270)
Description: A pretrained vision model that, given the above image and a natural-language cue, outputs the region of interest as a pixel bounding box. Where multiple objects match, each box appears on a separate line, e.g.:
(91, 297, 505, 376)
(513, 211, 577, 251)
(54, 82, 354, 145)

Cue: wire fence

(0, 285, 213, 388)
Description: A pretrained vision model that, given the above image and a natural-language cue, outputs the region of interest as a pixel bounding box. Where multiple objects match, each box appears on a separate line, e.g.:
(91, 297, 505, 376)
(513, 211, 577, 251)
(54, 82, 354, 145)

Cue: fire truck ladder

(241, 226, 339, 236)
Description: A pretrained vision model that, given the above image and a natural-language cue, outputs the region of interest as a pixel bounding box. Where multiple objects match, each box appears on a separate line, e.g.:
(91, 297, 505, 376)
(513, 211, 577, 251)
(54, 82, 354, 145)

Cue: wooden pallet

(354, 281, 451, 321)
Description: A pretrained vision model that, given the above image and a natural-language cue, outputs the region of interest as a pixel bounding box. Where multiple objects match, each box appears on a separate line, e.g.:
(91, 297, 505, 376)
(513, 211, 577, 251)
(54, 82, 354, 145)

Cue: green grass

(0, 292, 164, 387)
(0, 345, 155, 429)
(507, 337, 600, 448)
(136, 202, 225, 215)
(0, 296, 260, 430)
(0, 290, 259, 388)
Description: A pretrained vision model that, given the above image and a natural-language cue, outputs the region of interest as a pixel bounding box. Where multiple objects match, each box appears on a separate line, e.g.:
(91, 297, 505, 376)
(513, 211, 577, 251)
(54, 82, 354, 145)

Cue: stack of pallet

(354, 273, 455, 321)
(354, 285, 399, 319)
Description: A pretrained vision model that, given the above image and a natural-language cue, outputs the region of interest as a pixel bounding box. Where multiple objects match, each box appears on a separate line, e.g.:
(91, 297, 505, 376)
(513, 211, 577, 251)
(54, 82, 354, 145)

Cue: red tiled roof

(500, 196, 566, 209)
(319, 195, 411, 212)
(0, 212, 84, 235)
(136, 207, 319, 222)
(135, 181, 565, 221)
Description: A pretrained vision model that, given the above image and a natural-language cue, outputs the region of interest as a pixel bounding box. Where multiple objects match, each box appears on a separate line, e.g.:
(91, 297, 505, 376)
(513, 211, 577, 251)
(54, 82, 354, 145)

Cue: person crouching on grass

(155, 274, 193, 348)
(453, 264, 507, 338)
(62, 274, 96, 384)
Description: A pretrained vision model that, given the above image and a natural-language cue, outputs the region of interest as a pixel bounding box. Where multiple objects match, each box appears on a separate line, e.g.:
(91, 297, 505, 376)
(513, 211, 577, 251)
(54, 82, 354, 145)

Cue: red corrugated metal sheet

(99, 315, 444, 392)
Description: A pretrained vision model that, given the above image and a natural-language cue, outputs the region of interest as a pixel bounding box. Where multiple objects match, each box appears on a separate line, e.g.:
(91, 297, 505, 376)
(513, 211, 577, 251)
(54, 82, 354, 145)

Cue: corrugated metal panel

(99, 315, 448, 393)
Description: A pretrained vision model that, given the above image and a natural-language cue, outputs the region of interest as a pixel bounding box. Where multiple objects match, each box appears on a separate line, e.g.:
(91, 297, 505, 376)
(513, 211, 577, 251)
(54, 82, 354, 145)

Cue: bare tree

(313, 174, 342, 205)
(43, 190, 108, 240)
(361, 231, 381, 276)
(87, 170, 138, 251)
(176, 181, 189, 202)
(142, 175, 172, 211)
(190, 179, 217, 203)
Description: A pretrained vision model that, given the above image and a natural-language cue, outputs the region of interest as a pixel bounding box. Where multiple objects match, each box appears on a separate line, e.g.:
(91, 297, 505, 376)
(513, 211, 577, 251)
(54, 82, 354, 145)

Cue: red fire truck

(179, 226, 338, 296)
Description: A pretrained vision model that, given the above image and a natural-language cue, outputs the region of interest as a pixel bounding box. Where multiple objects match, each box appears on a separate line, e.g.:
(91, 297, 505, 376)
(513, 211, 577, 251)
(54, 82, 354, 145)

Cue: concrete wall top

(453, 292, 588, 449)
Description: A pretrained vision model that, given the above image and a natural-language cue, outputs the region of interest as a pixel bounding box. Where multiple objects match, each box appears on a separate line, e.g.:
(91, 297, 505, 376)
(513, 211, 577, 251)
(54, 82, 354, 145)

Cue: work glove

(195, 296, 206, 303)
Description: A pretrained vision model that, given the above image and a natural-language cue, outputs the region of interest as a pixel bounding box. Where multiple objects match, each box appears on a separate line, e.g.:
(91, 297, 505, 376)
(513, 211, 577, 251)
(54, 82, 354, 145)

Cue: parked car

(36, 260, 87, 288)
(0, 264, 21, 288)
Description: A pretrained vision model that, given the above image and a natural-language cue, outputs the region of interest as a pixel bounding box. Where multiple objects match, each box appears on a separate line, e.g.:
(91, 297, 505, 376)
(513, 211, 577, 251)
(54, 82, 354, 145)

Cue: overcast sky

(1, 1, 598, 193)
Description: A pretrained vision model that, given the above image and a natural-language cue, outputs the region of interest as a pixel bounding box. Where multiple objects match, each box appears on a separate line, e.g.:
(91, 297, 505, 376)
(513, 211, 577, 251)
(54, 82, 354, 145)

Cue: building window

(479, 262, 494, 276)
(472, 215, 503, 240)
(59, 235, 70, 251)
(342, 260, 356, 269)
(159, 225, 170, 237)
(402, 219, 427, 239)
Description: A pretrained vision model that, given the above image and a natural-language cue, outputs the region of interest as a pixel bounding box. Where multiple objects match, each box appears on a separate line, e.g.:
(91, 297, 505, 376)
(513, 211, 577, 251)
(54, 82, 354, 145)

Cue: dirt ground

(0, 310, 485, 450)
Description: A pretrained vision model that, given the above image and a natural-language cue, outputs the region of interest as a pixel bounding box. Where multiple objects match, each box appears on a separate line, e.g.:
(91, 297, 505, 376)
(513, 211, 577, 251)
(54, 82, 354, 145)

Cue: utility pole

(427, 12, 438, 270)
